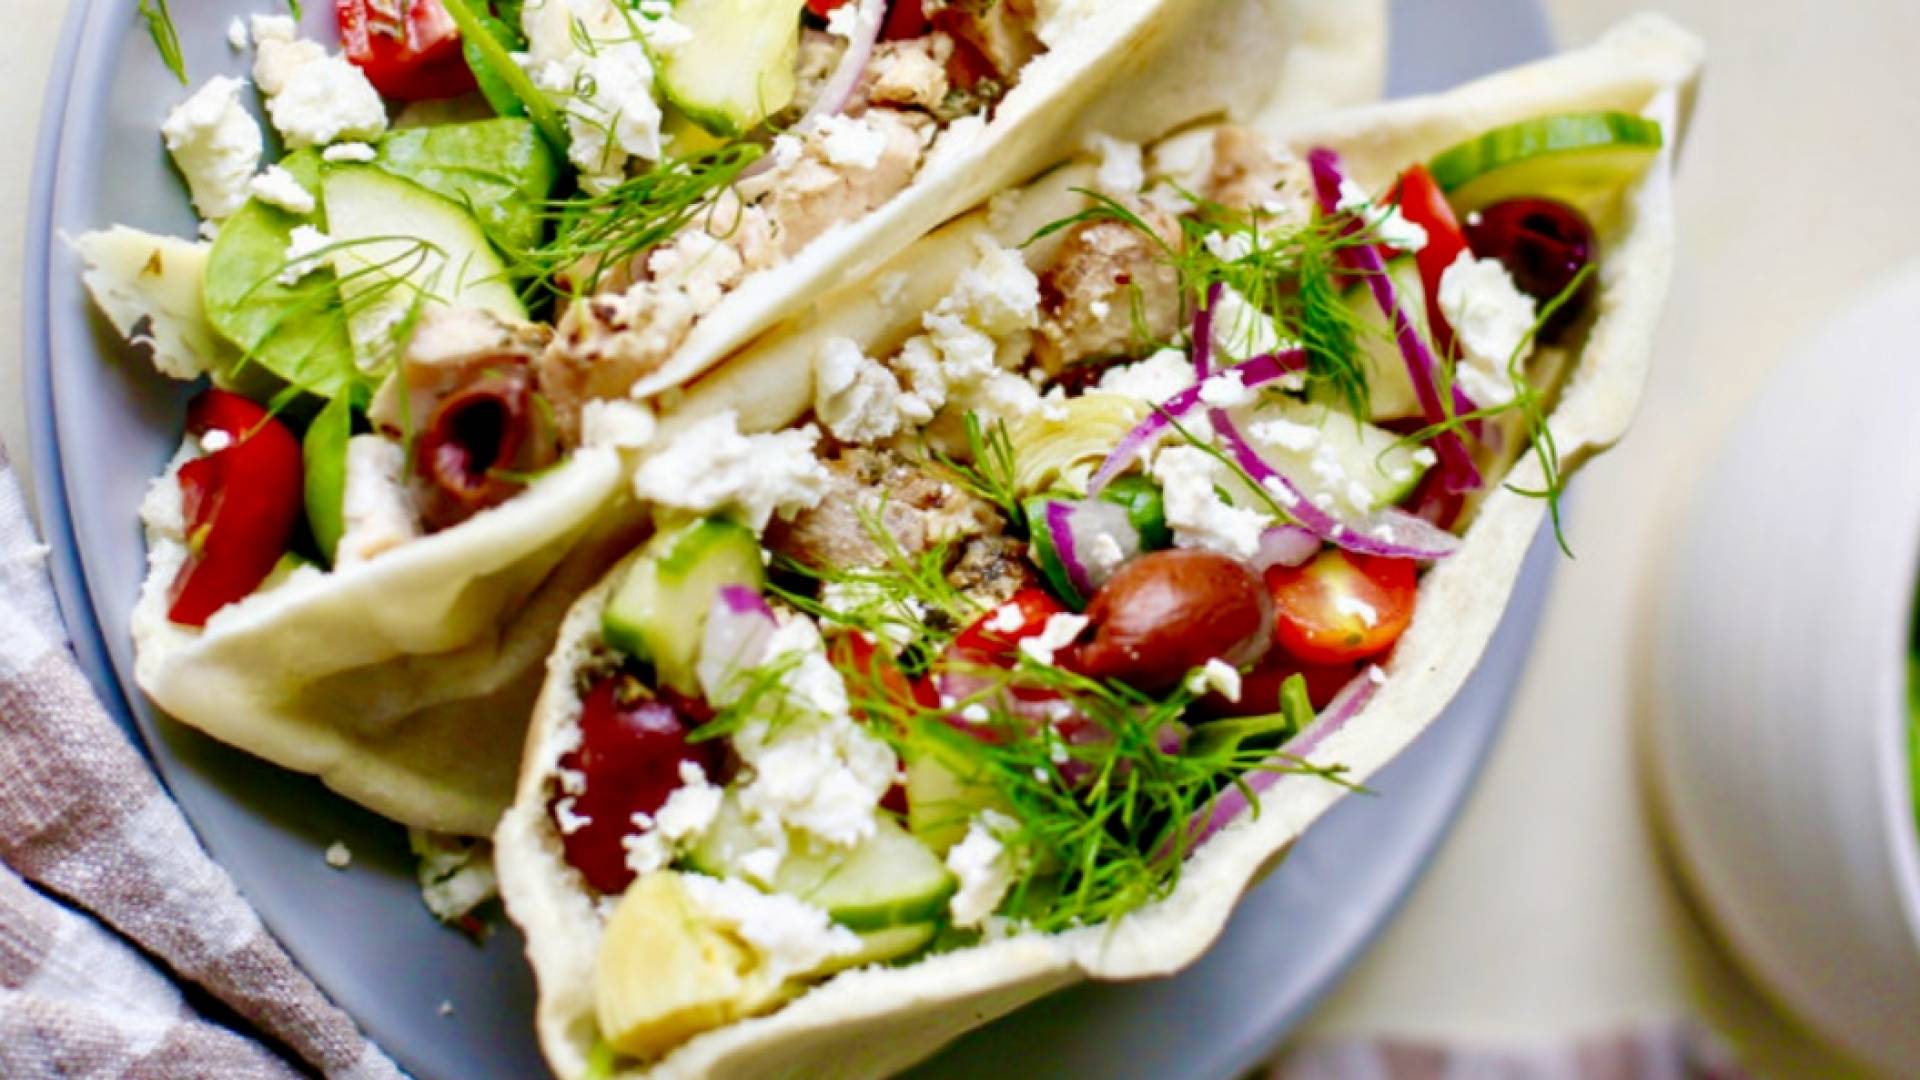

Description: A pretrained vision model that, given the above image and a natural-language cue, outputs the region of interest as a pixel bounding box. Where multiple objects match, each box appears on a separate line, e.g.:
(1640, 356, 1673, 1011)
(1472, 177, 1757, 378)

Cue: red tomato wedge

(1387, 164, 1469, 352)
(167, 390, 304, 628)
(806, 0, 852, 15)
(883, 0, 931, 40)
(1263, 550, 1417, 666)
(831, 632, 936, 729)
(949, 587, 1069, 660)
(1200, 653, 1360, 719)
(336, 0, 477, 101)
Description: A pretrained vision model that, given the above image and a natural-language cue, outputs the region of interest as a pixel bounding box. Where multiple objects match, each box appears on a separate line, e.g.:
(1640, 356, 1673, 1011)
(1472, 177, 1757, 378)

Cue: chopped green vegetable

(462, 11, 530, 122)
(374, 119, 561, 255)
(202, 150, 360, 400)
(303, 393, 354, 565)
(139, 0, 186, 84)
(439, 0, 569, 152)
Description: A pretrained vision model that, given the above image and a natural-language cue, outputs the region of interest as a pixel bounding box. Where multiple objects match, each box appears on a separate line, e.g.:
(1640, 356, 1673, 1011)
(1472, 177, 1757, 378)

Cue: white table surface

(5, 2, 1913, 1076)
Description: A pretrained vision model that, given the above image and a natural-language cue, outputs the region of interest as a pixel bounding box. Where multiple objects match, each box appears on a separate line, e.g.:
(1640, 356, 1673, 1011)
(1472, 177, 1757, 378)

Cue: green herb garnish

(139, 0, 186, 84)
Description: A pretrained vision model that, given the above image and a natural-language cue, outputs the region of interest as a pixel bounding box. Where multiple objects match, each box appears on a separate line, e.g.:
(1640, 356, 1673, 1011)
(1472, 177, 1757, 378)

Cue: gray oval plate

(23, 2, 1550, 1077)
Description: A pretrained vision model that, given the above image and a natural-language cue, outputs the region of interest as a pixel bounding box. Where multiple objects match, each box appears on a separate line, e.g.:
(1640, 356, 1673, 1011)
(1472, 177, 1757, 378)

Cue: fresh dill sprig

(440, 0, 568, 149)
(929, 414, 1028, 535)
(515, 143, 764, 298)
(139, 0, 186, 84)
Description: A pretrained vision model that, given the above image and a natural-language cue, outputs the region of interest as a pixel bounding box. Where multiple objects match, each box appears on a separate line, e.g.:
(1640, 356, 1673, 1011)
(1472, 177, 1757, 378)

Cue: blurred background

(3, 0, 1916, 1076)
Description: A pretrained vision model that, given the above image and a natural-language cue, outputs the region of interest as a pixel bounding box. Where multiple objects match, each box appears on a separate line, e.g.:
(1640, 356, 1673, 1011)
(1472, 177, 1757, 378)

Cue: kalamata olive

(551, 675, 718, 895)
(1075, 550, 1272, 692)
(415, 363, 558, 531)
(1463, 197, 1596, 340)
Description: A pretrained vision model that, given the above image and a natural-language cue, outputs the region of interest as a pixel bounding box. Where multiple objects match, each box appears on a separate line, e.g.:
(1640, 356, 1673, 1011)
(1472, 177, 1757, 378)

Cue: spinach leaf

(374, 118, 560, 256)
(302, 391, 355, 566)
(202, 149, 359, 400)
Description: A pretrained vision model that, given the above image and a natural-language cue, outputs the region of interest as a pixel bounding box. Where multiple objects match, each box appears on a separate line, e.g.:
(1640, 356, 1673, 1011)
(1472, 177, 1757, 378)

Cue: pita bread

(496, 13, 1699, 1078)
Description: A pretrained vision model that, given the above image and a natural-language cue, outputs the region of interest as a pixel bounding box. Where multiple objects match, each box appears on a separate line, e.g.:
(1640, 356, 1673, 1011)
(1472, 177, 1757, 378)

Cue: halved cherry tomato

(336, 0, 477, 101)
(1387, 164, 1470, 352)
(167, 390, 304, 628)
(1199, 652, 1359, 719)
(830, 632, 937, 730)
(1263, 549, 1417, 666)
(883, 0, 931, 40)
(806, 0, 852, 15)
(950, 587, 1069, 659)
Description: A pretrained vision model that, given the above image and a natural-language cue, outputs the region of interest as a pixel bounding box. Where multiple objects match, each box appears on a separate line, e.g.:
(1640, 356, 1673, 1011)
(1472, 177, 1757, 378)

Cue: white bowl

(1649, 265, 1920, 1074)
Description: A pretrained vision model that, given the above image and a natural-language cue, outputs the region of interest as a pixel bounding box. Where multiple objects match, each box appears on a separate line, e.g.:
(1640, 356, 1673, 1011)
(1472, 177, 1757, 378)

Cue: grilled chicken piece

(947, 535, 1037, 608)
(1205, 126, 1315, 221)
(1031, 201, 1184, 375)
(766, 449, 1000, 571)
(927, 0, 1041, 88)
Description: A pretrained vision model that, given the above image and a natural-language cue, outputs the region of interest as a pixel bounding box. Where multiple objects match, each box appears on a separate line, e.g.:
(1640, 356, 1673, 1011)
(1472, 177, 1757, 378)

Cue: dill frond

(139, 0, 186, 84)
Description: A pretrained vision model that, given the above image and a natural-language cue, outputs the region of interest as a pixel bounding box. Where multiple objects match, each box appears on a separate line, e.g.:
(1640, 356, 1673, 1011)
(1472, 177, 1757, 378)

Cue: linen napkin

(0, 440, 402, 1080)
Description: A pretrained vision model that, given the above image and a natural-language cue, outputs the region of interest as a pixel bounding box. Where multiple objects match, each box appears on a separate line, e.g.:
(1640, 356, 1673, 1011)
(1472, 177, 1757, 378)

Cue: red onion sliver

(1086, 350, 1309, 496)
(1306, 148, 1482, 495)
(1044, 499, 1090, 599)
(1250, 524, 1321, 571)
(803, 0, 886, 127)
(1184, 666, 1383, 848)
(1192, 282, 1222, 380)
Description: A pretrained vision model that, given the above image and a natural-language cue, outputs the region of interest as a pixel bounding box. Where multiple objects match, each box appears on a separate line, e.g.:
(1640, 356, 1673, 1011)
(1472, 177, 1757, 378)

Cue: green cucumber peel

(302, 392, 354, 566)
(374, 120, 559, 256)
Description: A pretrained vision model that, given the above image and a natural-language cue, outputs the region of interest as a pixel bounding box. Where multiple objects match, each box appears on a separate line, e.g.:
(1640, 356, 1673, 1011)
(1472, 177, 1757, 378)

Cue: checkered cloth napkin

(0, 442, 401, 1079)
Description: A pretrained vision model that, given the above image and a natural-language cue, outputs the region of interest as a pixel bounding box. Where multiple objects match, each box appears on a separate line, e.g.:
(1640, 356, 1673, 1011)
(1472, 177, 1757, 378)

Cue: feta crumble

(253, 26, 388, 149)
(1188, 658, 1243, 703)
(815, 337, 909, 445)
(813, 113, 888, 171)
(324, 841, 352, 869)
(247, 164, 316, 215)
(631, 411, 832, 534)
(1152, 446, 1268, 559)
(322, 142, 378, 164)
(1336, 179, 1428, 253)
(1088, 133, 1145, 197)
(279, 226, 332, 286)
(946, 811, 1019, 929)
(1210, 285, 1288, 363)
(1099, 348, 1195, 404)
(1019, 613, 1089, 667)
(1437, 253, 1538, 407)
(679, 874, 861, 980)
(226, 17, 249, 50)
(160, 76, 263, 221)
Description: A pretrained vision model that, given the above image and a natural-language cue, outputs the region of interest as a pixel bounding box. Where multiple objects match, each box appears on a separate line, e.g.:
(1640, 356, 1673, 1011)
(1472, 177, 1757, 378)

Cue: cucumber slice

(689, 796, 956, 932)
(657, 0, 808, 138)
(601, 518, 766, 694)
(320, 165, 526, 372)
(1335, 257, 1426, 421)
(906, 748, 1006, 857)
(814, 922, 938, 974)
(1427, 111, 1663, 217)
(1244, 398, 1429, 514)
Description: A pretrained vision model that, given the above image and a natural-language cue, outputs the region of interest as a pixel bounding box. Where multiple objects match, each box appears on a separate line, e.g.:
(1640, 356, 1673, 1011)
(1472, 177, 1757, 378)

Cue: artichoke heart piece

(1009, 392, 1151, 496)
(594, 872, 784, 1061)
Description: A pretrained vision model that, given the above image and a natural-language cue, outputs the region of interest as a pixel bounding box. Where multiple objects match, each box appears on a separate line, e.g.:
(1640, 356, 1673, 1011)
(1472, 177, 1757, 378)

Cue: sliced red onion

(696, 586, 777, 703)
(1307, 149, 1482, 495)
(1250, 524, 1321, 571)
(1185, 666, 1383, 848)
(803, 0, 886, 126)
(1086, 350, 1309, 496)
(1192, 282, 1222, 381)
(1046, 498, 1142, 599)
(1208, 407, 1460, 561)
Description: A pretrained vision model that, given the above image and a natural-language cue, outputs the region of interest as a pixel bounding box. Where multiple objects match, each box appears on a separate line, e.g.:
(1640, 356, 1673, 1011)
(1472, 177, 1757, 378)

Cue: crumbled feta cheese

(769, 134, 805, 171)
(1099, 348, 1195, 404)
(322, 141, 378, 164)
(438, 1001, 455, 1018)
(1333, 593, 1380, 628)
(580, 398, 657, 451)
(939, 241, 1042, 338)
(814, 337, 909, 445)
(1337, 178, 1428, 253)
(631, 411, 832, 534)
(1085, 531, 1127, 582)
(738, 847, 784, 886)
(946, 811, 1018, 929)
(160, 76, 263, 221)
(959, 703, 991, 725)
(1438, 253, 1538, 407)
(1088, 133, 1145, 197)
(200, 429, 233, 453)
(279, 225, 332, 286)
(530, 3, 664, 188)
(227, 17, 249, 50)
(411, 830, 500, 923)
(1019, 613, 1089, 667)
(336, 436, 421, 568)
(1152, 446, 1268, 559)
(647, 229, 744, 317)
(1203, 229, 1255, 264)
(1210, 285, 1287, 362)
(324, 841, 352, 869)
(651, 762, 723, 844)
(622, 829, 671, 878)
(248, 164, 316, 215)
(1366, 664, 1388, 685)
(728, 616, 899, 849)
(254, 30, 388, 149)
(679, 874, 862, 980)
(552, 797, 591, 836)
(1033, 0, 1103, 49)
(813, 114, 889, 170)
(1198, 371, 1254, 409)
(825, 2, 863, 38)
(249, 14, 297, 45)
(1188, 658, 1244, 703)
(986, 602, 1027, 635)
